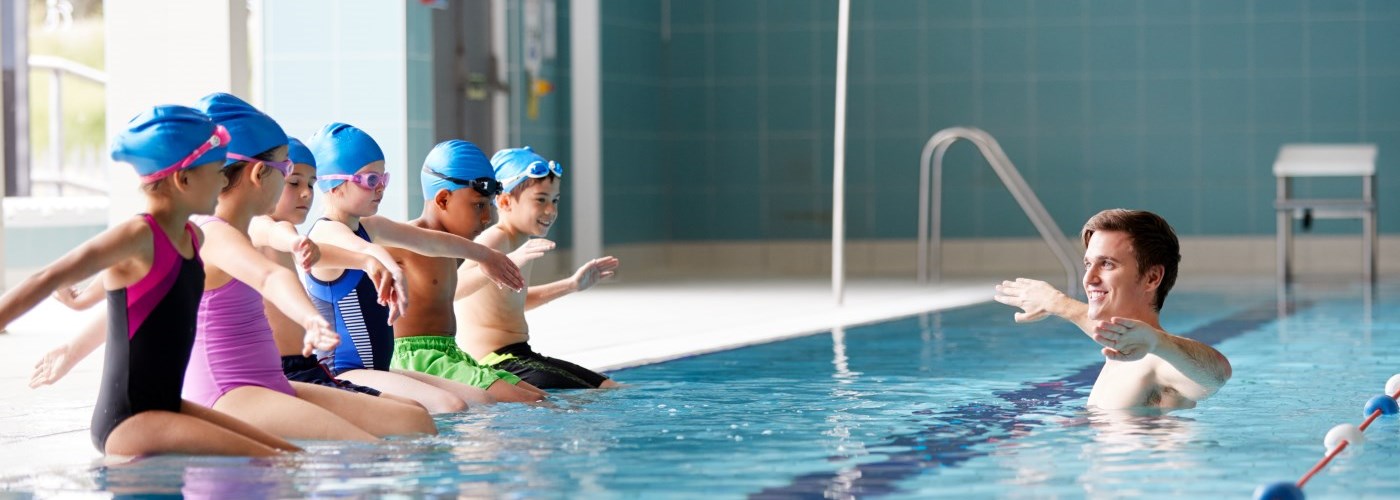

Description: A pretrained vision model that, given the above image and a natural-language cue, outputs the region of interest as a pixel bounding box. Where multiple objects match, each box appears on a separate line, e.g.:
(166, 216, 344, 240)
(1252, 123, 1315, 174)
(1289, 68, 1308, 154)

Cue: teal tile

(1143, 24, 1192, 74)
(770, 192, 831, 239)
(872, 184, 919, 239)
(1034, 25, 1085, 75)
(603, 82, 660, 131)
(871, 82, 921, 133)
(1139, 185, 1198, 234)
(767, 137, 821, 180)
(1308, 0, 1362, 17)
(1199, 78, 1250, 132)
(604, 25, 661, 76)
(1198, 133, 1252, 182)
(604, 192, 668, 243)
(766, 30, 817, 77)
(669, 0, 709, 24)
(714, 86, 760, 132)
(764, 0, 817, 23)
(1199, 0, 1249, 20)
(1035, 134, 1085, 176)
(1252, 0, 1302, 19)
(1308, 76, 1360, 129)
(767, 83, 816, 132)
(668, 33, 709, 80)
(712, 0, 760, 26)
(1308, 21, 1361, 72)
(870, 0, 923, 22)
(928, 81, 978, 127)
(1198, 186, 1251, 234)
(1034, 0, 1086, 22)
(1253, 22, 1304, 71)
(710, 190, 763, 239)
(1036, 80, 1087, 131)
(1199, 26, 1248, 73)
(1252, 78, 1305, 131)
(713, 31, 759, 79)
(1089, 0, 1139, 21)
(938, 182, 977, 237)
(977, 186, 1039, 237)
(872, 27, 922, 78)
(980, 26, 1030, 77)
(1364, 20, 1400, 71)
(1141, 133, 1194, 180)
(927, 0, 975, 23)
(670, 191, 715, 240)
(1087, 133, 1139, 182)
(1142, 0, 1191, 20)
(665, 87, 708, 132)
(1088, 26, 1139, 73)
(714, 138, 761, 176)
(1366, 0, 1400, 16)
(980, 81, 1031, 135)
(1087, 80, 1139, 132)
(666, 138, 713, 186)
(926, 27, 976, 76)
(1364, 76, 1400, 128)
(1036, 182, 1092, 230)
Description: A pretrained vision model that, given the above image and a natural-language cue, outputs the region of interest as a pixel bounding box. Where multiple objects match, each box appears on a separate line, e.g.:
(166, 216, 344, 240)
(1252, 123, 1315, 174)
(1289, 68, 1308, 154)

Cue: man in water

(994, 209, 1231, 410)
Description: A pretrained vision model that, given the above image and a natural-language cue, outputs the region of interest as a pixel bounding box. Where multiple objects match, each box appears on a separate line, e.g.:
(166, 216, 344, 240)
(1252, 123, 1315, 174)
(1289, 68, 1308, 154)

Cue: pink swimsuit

(182, 216, 296, 407)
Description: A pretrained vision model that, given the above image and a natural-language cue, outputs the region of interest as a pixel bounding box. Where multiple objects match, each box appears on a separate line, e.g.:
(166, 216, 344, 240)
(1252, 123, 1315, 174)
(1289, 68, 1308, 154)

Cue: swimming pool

(4, 283, 1399, 498)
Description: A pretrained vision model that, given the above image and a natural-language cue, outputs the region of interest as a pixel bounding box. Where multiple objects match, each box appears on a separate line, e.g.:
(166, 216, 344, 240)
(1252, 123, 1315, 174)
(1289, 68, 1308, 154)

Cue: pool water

(5, 284, 1400, 498)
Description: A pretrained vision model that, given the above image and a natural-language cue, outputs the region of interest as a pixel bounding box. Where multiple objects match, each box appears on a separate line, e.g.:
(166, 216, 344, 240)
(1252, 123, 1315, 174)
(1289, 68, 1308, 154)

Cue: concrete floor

(0, 273, 997, 479)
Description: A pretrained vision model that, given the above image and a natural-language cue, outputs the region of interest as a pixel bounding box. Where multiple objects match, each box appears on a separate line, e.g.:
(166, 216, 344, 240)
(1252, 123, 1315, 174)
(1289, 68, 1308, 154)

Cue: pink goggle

(138, 125, 231, 183)
(227, 152, 294, 177)
(320, 172, 390, 190)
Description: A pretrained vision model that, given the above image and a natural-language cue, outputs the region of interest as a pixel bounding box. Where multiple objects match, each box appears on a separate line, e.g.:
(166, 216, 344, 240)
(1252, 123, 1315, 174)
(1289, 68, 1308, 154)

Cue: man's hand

(291, 236, 321, 272)
(509, 238, 555, 266)
(1094, 317, 1161, 362)
(30, 344, 77, 388)
(993, 278, 1067, 323)
(572, 256, 619, 292)
(300, 315, 340, 357)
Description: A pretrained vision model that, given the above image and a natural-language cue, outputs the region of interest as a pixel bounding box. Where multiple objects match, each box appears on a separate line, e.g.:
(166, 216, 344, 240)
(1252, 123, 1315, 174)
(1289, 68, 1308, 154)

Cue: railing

(27, 55, 108, 196)
(916, 127, 1084, 298)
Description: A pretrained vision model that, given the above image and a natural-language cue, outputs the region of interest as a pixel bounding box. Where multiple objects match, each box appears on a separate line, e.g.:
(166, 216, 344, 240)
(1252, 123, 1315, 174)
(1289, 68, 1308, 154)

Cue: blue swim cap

(111, 105, 229, 181)
(421, 140, 494, 202)
(490, 146, 562, 193)
(287, 137, 316, 169)
(308, 122, 384, 191)
(194, 93, 287, 165)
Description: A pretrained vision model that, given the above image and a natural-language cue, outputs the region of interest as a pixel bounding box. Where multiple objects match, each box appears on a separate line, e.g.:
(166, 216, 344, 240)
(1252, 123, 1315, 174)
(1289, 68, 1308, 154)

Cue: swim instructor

(994, 209, 1232, 410)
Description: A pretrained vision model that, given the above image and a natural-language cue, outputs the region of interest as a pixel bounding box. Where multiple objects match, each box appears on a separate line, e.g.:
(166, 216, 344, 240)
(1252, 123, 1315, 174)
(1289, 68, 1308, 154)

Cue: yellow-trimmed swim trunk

(391, 335, 522, 389)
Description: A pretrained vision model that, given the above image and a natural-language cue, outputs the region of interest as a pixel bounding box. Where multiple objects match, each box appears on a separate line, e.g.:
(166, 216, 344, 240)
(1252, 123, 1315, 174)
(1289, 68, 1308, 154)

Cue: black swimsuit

(90, 215, 204, 452)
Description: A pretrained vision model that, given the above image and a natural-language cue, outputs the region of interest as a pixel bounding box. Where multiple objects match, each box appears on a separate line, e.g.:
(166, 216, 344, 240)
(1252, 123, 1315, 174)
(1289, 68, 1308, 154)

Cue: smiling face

(1083, 230, 1162, 322)
(271, 163, 316, 224)
(498, 177, 559, 237)
(326, 160, 386, 218)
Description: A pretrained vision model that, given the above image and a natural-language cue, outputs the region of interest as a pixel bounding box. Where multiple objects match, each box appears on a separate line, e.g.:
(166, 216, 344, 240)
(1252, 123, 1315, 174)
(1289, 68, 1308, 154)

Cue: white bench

(1273, 144, 1378, 287)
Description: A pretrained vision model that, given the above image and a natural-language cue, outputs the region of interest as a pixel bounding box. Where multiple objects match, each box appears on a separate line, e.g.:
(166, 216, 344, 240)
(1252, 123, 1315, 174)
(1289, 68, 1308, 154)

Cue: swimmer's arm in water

(1095, 318, 1232, 401)
(199, 221, 339, 355)
(994, 278, 1100, 337)
(249, 216, 320, 271)
(52, 274, 106, 310)
(361, 215, 524, 292)
(30, 314, 105, 387)
(0, 217, 151, 330)
(455, 230, 553, 299)
(524, 256, 619, 311)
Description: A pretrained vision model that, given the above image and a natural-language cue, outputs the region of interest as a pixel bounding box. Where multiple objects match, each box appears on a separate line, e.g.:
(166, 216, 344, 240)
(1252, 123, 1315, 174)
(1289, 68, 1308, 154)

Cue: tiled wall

(600, 0, 1400, 243)
(509, 0, 575, 249)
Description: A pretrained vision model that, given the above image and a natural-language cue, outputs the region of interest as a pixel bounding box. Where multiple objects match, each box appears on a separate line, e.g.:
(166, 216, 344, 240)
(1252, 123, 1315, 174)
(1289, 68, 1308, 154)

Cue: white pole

(570, 0, 603, 270)
(831, 0, 850, 305)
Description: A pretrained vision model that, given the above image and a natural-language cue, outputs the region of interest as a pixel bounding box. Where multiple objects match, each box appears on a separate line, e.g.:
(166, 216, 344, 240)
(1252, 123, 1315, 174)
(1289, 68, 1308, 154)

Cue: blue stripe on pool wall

(749, 304, 1285, 499)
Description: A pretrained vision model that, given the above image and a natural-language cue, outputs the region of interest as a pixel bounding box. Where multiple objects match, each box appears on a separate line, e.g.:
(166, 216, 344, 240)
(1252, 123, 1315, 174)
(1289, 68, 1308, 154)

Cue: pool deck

(0, 273, 997, 478)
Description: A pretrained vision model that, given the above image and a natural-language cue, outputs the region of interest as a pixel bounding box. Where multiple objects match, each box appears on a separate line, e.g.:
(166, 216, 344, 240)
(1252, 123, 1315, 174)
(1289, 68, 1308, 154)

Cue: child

(455, 146, 621, 389)
(10, 105, 297, 457)
(303, 123, 525, 411)
(387, 140, 549, 402)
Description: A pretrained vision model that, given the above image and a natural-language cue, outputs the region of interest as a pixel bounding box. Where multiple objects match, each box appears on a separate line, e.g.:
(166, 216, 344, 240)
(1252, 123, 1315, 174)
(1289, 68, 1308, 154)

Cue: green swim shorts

(391, 335, 522, 390)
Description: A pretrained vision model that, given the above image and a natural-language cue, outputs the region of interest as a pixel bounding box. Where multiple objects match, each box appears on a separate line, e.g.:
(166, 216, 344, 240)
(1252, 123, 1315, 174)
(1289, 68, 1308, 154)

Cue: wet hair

(1081, 209, 1181, 312)
(506, 173, 560, 197)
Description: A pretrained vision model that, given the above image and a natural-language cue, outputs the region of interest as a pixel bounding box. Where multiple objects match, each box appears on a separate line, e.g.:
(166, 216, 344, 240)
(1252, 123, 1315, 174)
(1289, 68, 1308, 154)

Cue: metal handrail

(917, 127, 1084, 298)
(27, 55, 108, 196)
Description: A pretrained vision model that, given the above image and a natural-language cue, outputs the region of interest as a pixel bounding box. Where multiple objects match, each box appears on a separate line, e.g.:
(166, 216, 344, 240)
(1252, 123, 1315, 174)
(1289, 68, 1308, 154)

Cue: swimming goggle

(138, 125, 231, 183)
(422, 167, 502, 196)
(319, 172, 390, 190)
(226, 153, 294, 177)
(500, 160, 564, 187)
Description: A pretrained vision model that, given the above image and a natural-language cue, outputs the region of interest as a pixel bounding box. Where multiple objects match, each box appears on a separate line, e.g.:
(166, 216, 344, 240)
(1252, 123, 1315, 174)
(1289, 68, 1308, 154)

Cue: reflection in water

(1077, 408, 1202, 497)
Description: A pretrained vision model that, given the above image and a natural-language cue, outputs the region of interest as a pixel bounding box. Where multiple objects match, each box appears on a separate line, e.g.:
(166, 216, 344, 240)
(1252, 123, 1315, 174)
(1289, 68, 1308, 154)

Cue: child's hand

(572, 256, 619, 292)
(30, 343, 78, 388)
(509, 238, 555, 266)
(480, 250, 525, 292)
(365, 259, 408, 325)
(300, 315, 339, 357)
(291, 236, 321, 272)
(52, 286, 87, 310)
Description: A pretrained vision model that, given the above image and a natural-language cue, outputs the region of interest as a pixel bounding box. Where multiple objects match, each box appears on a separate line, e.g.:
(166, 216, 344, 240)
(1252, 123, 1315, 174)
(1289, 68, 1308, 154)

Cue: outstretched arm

(52, 275, 106, 310)
(0, 219, 146, 329)
(525, 256, 618, 310)
(361, 215, 524, 291)
(1094, 318, 1232, 400)
(249, 216, 320, 271)
(993, 278, 1102, 339)
(301, 221, 409, 322)
(30, 313, 106, 388)
(455, 233, 554, 299)
(200, 221, 340, 355)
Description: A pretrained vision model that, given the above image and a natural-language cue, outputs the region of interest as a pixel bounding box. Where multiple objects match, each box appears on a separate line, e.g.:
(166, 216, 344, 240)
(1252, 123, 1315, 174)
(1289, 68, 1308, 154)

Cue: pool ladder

(917, 127, 1085, 299)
